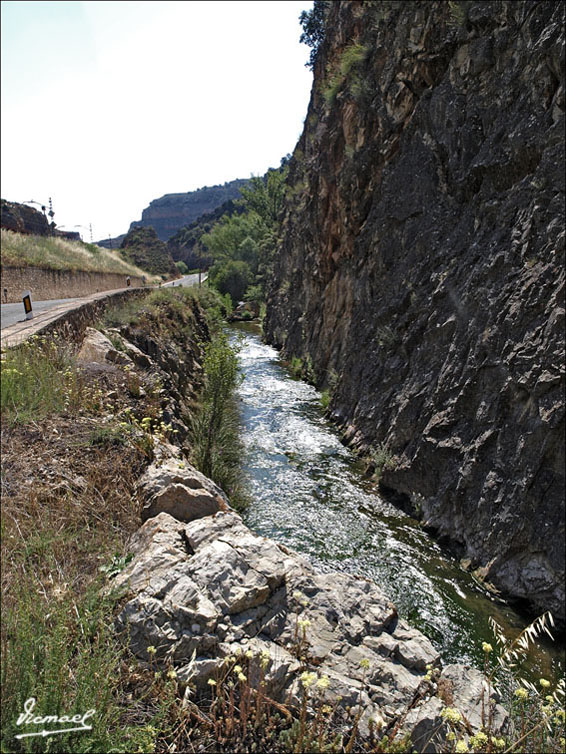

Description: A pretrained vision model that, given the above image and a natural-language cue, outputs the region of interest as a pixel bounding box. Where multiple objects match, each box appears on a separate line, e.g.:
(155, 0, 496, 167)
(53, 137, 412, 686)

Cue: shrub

(190, 332, 247, 509)
(244, 283, 263, 303)
(209, 260, 253, 304)
(323, 43, 368, 106)
(175, 259, 189, 274)
(370, 442, 395, 481)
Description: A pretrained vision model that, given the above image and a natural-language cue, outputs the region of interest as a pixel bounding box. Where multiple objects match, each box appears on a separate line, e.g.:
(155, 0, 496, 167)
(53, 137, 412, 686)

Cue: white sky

(1, 0, 313, 241)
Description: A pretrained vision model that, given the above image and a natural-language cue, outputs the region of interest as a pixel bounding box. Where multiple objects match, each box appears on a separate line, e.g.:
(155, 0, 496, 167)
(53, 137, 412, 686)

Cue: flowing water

(232, 324, 564, 681)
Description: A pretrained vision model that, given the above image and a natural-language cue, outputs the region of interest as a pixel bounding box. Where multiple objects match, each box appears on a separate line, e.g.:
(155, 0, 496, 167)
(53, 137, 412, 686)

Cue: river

(231, 323, 563, 682)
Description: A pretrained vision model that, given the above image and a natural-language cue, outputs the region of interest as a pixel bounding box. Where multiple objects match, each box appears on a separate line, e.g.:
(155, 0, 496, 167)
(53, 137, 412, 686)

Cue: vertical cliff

(266, 1, 565, 622)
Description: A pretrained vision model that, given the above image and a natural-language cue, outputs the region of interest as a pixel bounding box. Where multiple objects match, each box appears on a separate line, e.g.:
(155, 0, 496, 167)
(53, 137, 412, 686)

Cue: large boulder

(76, 327, 133, 367)
(138, 457, 229, 523)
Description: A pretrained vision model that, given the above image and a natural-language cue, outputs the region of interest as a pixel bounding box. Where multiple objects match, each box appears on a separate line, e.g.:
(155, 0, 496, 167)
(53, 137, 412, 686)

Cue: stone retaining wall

(0, 266, 146, 303)
(40, 288, 149, 345)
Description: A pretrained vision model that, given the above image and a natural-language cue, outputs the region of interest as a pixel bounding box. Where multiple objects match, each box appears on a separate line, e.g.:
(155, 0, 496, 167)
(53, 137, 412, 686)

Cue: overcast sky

(1, 0, 313, 241)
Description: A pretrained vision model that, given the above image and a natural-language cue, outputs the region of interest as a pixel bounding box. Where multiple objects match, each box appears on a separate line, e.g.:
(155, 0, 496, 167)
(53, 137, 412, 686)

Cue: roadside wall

(0, 266, 146, 303)
(38, 289, 149, 345)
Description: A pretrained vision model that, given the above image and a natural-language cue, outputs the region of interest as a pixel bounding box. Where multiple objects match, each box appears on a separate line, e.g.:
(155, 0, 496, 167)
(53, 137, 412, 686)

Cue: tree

(175, 260, 189, 274)
(299, 0, 329, 70)
(208, 260, 253, 305)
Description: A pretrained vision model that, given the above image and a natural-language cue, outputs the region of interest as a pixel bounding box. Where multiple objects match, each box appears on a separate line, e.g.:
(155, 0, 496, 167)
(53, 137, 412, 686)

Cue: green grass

(1, 335, 79, 424)
(323, 43, 368, 105)
(1, 229, 154, 278)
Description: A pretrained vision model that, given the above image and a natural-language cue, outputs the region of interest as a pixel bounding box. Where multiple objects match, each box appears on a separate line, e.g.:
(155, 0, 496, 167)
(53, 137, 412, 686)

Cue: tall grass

(1, 229, 152, 277)
(1, 335, 80, 424)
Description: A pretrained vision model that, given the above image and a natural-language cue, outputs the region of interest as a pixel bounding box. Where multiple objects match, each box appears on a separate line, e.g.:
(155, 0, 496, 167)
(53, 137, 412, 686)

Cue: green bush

(1, 336, 79, 424)
(244, 283, 263, 303)
(175, 259, 189, 275)
(209, 260, 253, 304)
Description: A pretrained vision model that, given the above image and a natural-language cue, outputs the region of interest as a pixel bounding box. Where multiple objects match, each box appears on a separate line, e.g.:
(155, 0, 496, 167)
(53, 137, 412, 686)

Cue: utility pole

(89, 223, 93, 243)
(48, 197, 55, 234)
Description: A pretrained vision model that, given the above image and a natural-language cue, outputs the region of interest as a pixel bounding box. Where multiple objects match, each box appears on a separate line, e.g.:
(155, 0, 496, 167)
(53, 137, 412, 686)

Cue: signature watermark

(15, 697, 96, 740)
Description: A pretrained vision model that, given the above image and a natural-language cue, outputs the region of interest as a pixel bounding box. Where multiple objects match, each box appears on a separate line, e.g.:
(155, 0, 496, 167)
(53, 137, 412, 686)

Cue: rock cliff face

(1, 199, 50, 235)
(266, 1, 565, 623)
(129, 179, 248, 241)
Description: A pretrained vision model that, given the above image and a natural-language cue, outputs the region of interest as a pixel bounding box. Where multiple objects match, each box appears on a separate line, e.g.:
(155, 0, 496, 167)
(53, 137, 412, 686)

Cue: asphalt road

(162, 272, 207, 288)
(0, 272, 208, 330)
(1, 297, 83, 329)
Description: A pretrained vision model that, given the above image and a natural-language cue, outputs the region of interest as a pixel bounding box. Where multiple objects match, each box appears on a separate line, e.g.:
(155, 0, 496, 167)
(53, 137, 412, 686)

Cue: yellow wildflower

(441, 707, 462, 724)
(300, 671, 317, 689)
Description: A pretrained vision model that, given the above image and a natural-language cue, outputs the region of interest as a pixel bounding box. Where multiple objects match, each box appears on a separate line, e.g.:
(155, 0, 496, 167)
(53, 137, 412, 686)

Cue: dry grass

(1, 229, 157, 278)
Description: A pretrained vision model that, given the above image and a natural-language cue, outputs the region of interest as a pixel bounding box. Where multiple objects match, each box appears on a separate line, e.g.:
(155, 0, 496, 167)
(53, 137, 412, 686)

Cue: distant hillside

(1, 199, 50, 236)
(130, 178, 248, 241)
(96, 179, 248, 249)
(120, 227, 178, 278)
(167, 198, 245, 270)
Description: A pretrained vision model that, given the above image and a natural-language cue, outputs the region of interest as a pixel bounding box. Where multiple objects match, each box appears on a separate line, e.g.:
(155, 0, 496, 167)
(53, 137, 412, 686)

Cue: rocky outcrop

(127, 179, 249, 241)
(1, 199, 50, 236)
(76, 327, 134, 367)
(229, 300, 260, 321)
(112, 507, 507, 744)
(266, 1, 565, 622)
(138, 447, 229, 523)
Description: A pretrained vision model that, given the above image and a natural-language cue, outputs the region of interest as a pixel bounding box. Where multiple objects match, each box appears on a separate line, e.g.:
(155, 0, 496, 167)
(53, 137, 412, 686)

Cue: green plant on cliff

(369, 443, 395, 481)
(323, 43, 368, 106)
(448, 0, 470, 27)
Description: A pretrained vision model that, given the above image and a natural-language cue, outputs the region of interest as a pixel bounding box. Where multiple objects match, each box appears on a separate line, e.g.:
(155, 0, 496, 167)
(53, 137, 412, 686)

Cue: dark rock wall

(1, 199, 50, 236)
(266, 1, 565, 622)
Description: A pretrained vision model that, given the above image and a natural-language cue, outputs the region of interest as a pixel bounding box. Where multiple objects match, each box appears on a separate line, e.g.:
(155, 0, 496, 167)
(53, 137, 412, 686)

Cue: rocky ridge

(266, 0, 565, 623)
